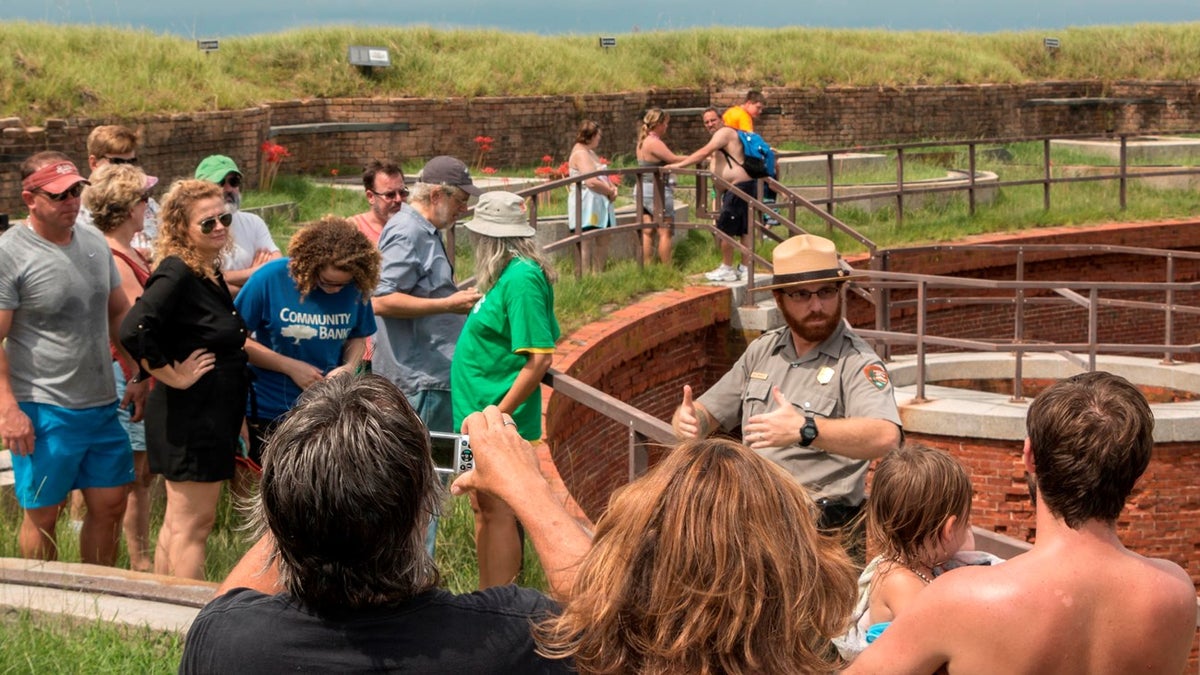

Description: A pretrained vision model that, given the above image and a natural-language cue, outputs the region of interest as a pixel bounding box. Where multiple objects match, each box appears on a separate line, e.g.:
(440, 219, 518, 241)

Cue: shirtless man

(668, 117, 755, 282)
(847, 371, 1197, 675)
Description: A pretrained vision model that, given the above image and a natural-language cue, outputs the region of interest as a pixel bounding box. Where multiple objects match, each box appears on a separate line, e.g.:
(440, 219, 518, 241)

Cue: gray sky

(7, 0, 1200, 37)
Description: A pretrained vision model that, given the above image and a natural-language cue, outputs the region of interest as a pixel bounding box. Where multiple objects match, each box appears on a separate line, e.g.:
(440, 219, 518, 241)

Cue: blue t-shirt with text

(235, 258, 376, 420)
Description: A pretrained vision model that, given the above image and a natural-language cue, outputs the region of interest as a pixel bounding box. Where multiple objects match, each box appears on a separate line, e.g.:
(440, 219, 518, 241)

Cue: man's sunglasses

(105, 156, 139, 165)
(370, 188, 410, 201)
(36, 183, 86, 202)
(198, 212, 234, 234)
(220, 175, 242, 189)
(782, 285, 841, 301)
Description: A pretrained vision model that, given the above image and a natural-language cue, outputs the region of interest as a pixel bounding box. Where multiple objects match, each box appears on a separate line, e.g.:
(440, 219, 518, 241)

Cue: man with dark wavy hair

(848, 371, 1196, 675)
(180, 374, 570, 673)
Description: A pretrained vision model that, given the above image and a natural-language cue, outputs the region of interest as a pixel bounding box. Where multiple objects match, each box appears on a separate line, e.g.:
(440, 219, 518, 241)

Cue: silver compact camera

(429, 431, 475, 476)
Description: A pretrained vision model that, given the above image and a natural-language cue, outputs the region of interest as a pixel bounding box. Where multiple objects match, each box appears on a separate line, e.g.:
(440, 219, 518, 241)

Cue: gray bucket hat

(465, 191, 535, 238)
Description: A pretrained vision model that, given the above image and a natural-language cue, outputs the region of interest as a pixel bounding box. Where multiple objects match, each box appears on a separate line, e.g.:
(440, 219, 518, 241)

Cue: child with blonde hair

(836, 444, 997, 660)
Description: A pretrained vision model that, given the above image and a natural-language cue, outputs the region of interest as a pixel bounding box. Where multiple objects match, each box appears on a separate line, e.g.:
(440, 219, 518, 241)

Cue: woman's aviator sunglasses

(198, 212, 234, 234)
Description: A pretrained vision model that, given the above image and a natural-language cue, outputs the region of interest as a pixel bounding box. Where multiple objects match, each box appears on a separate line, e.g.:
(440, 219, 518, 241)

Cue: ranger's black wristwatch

(799, 409, 819, 447)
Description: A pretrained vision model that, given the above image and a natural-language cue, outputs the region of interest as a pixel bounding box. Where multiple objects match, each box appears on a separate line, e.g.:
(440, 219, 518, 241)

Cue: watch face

(801, 424, 818, 444)
(801, 416, 819, 446)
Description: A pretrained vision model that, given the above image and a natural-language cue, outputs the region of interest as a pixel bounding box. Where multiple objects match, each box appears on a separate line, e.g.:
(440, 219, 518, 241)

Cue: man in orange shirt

(722, 90, 766, 132)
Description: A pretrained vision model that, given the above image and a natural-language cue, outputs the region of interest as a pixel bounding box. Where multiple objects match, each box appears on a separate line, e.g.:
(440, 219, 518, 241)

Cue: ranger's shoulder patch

(863, 362, 890, 390)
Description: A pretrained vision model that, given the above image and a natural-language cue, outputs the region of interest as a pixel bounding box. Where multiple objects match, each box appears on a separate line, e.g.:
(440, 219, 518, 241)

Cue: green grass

(809, 156, 1200, 254)
(0, 483, 544, 593)
(0, 610, 183, 674)
(5, 23, 1200, 123)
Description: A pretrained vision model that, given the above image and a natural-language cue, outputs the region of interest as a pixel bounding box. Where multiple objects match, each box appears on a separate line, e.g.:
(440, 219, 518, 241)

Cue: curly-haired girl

(235, 216, 381, 469)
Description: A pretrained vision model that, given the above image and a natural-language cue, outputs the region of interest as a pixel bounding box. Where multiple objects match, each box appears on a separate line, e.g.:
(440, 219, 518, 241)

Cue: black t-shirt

(180, 586, 573, 674)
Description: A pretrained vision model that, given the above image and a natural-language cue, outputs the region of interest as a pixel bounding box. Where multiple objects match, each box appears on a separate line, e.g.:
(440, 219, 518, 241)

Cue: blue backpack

(722, 130, 777, 179)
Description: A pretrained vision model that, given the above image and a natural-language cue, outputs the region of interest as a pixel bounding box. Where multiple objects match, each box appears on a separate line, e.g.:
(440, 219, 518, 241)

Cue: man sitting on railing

(672, 234, 902, 555)
(847, 371, 1197, 675)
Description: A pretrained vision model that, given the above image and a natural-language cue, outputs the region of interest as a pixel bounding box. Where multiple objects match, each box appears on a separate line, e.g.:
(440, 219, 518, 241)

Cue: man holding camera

(181, 373, 571, 673)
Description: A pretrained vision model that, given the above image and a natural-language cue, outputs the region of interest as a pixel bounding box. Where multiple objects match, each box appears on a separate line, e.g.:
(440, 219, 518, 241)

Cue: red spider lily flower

(260, 141, 290, 164)
(541, 155, 553, 164)
(331, 168, 339, 176)
(482, 166, 497, 175)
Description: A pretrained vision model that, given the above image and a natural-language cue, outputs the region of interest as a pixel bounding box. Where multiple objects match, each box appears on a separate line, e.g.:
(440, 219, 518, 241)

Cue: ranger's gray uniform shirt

(697, 320, 901, 505)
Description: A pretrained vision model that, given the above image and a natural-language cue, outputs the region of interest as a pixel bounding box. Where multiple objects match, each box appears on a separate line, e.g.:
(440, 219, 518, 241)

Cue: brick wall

(5, 81, 1200, 217)
(0, 109, 268, 218)
(546, 286, 740, 520)
(842, 220, 1200, 361)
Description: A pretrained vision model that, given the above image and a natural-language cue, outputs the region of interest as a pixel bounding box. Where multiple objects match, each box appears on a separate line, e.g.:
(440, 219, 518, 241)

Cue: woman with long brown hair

(567, 120, 618, 274)
(120, 178, 249, 580)
(453, 418, 859, 674)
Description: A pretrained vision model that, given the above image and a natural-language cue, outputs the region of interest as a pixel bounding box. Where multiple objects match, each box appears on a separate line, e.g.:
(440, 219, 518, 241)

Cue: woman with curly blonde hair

(120, 178, 249, 580)
(535, 437, 858, 674)
(234, 216, 380, 470)
(84, 162, 159, 572)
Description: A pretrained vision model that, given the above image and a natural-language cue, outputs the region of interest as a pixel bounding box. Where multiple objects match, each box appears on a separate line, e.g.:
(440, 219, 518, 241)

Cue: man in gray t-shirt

(0, 151, 146, 567)
(371, 156, 482, 433)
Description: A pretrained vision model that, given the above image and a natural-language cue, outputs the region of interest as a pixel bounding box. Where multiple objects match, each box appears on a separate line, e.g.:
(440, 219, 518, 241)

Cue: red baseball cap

(22, 161, 89, 194)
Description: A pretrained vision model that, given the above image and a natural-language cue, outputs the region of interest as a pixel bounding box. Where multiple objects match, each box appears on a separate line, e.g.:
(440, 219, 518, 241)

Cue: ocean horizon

(4, 0, 1199, 39)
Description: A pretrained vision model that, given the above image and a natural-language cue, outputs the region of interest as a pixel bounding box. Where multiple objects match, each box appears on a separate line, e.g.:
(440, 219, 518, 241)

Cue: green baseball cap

(195, 155, 241, 184)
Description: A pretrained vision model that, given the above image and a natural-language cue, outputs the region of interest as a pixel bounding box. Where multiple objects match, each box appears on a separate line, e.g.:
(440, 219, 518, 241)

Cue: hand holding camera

(449, 406, 543, 504)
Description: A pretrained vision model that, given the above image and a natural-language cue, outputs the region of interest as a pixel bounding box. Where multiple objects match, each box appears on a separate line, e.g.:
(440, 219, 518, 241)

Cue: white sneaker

(705, 264, 738, 282)
(737, 264, 748, 278)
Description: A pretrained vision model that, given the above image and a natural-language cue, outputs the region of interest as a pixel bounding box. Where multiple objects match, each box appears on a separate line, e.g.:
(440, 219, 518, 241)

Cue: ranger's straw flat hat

(755, 234, 862, 292)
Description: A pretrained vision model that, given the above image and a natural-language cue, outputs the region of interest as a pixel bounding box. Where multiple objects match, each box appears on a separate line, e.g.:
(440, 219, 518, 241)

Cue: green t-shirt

(451, 258, 560, 440)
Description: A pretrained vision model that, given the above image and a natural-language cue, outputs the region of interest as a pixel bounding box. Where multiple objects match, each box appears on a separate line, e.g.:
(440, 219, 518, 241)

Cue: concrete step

(0, 557, 216, 635)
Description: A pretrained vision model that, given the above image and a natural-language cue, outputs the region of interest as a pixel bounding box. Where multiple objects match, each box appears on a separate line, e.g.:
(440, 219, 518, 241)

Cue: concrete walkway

(0, 558, 215, 634)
